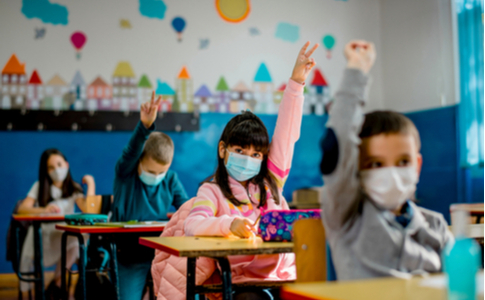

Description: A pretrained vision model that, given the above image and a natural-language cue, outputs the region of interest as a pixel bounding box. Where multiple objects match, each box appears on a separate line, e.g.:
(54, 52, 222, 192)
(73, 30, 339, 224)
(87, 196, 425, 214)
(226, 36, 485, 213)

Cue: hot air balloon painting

(171, 17, 186, 42)
(322, 35, 336, 59)
(70, 31, 87, 60)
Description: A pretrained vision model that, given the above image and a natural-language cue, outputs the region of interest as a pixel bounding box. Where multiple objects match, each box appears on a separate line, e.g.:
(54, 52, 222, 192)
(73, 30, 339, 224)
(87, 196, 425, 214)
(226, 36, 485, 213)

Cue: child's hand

(291, 41, 319, 84)
(44, 204, 61, 214)
(344, 40, 376, 74)
(140, 91, 162, 129)
(82, 175, 94, 186)
(230, 218, 257, 239)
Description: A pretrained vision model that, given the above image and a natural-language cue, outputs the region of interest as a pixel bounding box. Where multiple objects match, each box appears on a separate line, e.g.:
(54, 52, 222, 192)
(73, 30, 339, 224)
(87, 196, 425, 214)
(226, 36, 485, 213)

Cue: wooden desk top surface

(139, 236, 294, 258)
(12, 214, 65, 222)
(450, 203, 484, 214)
(55, 224, 165, 234)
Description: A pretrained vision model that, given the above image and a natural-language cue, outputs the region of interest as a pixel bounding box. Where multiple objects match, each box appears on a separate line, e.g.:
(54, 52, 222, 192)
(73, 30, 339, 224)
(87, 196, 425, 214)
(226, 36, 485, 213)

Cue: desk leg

(61, 232, 68, 300)
(75, 233, 87, 300)
(186, 257, 196, 300)
(109, 241, 121, 300)
(216, 257, 232, 300)
(33, 221, 45, 300)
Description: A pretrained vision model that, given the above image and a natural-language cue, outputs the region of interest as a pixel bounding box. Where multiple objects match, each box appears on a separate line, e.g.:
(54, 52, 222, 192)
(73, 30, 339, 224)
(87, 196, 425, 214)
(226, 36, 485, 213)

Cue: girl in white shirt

(17, 148, 95, 296)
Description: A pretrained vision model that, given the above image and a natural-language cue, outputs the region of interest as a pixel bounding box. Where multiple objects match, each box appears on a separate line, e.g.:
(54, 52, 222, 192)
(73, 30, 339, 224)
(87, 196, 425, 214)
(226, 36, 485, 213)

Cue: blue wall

(1, 106, 483, 273)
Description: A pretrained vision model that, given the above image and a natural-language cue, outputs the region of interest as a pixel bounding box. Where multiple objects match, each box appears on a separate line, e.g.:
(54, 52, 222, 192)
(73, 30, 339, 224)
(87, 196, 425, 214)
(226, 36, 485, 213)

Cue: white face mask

(360, 166, 418, 210)
(49, 167, 69, 183)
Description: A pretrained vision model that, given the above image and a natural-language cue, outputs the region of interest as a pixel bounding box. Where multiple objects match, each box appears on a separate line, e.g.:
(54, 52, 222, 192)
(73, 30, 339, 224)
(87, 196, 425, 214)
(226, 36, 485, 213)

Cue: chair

(85, 195, 113, 214)
(293, 218, 336, 282)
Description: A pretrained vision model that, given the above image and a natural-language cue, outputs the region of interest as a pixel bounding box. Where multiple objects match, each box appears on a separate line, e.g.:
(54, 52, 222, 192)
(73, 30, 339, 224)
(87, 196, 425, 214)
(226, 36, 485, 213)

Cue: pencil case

(65, 213, 108, 226)
(258, 209, 321, 242)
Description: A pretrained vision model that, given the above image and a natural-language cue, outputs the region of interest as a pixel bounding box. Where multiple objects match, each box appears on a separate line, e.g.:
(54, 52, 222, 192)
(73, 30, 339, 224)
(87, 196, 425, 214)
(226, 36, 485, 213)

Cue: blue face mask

(225, 151, 262, 182)
(139, 166, 166, 186)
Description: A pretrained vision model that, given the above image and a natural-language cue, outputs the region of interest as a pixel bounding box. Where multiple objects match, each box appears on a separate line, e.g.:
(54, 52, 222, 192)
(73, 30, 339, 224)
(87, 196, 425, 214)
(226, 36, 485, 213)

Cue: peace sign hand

(140, 91, 162, 129)
(291, 41, 319, 84)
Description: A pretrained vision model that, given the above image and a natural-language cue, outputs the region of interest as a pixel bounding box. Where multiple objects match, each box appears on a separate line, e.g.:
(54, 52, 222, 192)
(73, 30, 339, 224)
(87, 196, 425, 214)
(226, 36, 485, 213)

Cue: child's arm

(17, 182, 61, 214)
(170, 173, 189, 210)
(75, 175, 96, 212)
(115, 92, 162, 178)
(268, 42, 318, 189)
(321, 41, 375, 231)
(184, 184, 236, 237)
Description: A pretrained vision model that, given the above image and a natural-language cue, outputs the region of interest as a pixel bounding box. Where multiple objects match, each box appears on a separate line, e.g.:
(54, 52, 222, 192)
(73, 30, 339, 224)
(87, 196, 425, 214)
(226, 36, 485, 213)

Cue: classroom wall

(379, 0, 457, 112)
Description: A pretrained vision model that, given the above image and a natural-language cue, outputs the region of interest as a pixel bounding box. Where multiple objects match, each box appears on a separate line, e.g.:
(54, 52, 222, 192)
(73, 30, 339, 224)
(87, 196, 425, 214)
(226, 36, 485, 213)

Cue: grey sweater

(321, 68, 454, 280)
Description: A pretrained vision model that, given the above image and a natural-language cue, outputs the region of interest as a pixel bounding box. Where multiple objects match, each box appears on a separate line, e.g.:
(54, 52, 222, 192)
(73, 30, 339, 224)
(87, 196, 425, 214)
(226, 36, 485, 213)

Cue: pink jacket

(152, 79, 304, 299)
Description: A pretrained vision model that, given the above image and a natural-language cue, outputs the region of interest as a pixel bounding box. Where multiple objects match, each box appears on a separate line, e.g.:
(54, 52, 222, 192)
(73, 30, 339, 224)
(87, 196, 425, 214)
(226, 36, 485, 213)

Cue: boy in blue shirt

(112, 91, 189, 300)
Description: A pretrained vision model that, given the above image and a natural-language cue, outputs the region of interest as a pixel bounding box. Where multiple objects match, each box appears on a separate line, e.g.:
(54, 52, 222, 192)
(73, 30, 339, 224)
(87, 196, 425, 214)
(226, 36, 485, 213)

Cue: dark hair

(359, 111, 421, 150)
(38, 149, 83, 207)
(204, 111, 280, 207)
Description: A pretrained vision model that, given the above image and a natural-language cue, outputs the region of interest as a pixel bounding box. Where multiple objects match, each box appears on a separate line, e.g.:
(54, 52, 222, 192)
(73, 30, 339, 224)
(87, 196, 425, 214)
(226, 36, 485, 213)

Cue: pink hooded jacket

(151, 79, 304, 299)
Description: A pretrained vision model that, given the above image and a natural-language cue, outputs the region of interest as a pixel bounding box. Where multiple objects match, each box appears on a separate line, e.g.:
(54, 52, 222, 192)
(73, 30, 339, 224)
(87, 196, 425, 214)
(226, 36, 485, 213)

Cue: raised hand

(82, 175, 96, 196)
(291, 41, 319, 84)
(344, 40, 376, 74)
(141, 91, 162, 129)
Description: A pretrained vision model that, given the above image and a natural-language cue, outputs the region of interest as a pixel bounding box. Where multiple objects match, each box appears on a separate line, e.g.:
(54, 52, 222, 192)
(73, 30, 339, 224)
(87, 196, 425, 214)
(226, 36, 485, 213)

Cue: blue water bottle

(443, 210, 481, 300)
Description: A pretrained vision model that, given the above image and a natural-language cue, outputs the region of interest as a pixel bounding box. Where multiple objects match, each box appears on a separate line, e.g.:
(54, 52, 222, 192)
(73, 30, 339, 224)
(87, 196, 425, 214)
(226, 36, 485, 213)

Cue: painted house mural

(27, 70, 43, 110)
(0, 54, 329, 115)
(193, 84, 213, 113)
(1, 54, 27, 109)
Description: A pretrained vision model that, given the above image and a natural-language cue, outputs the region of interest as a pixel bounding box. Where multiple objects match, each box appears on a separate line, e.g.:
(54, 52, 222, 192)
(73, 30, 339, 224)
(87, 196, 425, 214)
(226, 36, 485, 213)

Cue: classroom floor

(0, 272, 78, 300)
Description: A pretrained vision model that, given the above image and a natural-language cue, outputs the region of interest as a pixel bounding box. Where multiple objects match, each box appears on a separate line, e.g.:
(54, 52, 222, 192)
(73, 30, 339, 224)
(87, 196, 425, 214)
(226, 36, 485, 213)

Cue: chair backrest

(86, 195, 113, 214)
(293, 218, 327, 282)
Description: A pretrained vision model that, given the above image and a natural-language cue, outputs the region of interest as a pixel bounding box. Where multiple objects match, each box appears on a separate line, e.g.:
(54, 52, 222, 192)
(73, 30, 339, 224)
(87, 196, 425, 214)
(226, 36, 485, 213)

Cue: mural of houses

(193, 84, 213, 113)
(70, 70, 86, 110)
(112, 61, 137, 111)
(214, 76, 230, 113)
(273, 83, 286, 113)
(1, 54, 27, 109)
(88, 76, 112, 111)
(175, 66, 193, 112)
(155, 79, 175, 112)
(27, 70, 43, 110)
(137, 74, 152, 110)
(43, 74, 70, 110)
(253, 63, 274, 114)
(306, 68, 329, 115)
(230, 81, 254, 113)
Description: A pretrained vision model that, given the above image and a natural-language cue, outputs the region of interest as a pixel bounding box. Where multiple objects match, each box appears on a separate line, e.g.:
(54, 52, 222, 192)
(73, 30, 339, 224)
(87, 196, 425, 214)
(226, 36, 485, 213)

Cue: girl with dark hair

(17, 148, 96, 297)
(152, 42, 318, 300)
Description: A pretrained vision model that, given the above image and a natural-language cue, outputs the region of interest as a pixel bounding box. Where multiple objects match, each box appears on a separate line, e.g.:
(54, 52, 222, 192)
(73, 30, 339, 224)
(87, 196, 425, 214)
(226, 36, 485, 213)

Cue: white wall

(379, 0, 457, 112)
(0, 0, 385, 111)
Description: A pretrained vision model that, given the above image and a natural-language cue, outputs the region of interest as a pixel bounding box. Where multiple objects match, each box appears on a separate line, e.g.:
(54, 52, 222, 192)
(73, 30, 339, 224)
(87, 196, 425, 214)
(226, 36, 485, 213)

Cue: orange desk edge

(55, 224, 165, 234)
(12, 214, 65, 222)
(139, 237, 180, 256)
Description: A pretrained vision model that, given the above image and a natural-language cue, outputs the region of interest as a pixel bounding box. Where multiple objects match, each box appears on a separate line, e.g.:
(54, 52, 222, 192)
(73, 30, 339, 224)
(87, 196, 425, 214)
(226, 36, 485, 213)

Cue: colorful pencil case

(258, 209, 321, 242)
(65, 213, 108, 226)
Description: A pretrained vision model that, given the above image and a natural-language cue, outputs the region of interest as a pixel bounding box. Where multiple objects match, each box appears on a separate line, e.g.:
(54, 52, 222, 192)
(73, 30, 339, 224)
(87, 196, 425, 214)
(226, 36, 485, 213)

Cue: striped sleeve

(184, 183, 237, 237)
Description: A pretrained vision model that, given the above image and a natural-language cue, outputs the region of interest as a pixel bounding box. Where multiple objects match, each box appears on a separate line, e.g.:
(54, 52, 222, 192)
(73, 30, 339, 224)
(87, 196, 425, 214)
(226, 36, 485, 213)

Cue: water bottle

(443, 210, 481, 300)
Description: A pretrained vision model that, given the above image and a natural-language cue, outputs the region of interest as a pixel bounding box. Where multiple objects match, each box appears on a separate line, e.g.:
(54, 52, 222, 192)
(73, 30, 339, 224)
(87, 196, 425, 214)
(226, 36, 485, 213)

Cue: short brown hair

(359, 111, 421, 151)
(141, 132, 174, 165)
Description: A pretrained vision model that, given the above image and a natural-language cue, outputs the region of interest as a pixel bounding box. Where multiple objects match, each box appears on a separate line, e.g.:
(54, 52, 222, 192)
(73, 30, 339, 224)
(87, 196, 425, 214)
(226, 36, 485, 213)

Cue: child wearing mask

(17, 148, 95, 297)
(112, 94, 189, 300)
(152, 41, 319, 300)
(320, 40, 454, 280)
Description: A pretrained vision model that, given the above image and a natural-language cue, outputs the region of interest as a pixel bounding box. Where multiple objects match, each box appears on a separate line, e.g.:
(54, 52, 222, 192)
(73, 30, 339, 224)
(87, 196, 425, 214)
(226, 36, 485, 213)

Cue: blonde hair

(142, 132, 174, 165)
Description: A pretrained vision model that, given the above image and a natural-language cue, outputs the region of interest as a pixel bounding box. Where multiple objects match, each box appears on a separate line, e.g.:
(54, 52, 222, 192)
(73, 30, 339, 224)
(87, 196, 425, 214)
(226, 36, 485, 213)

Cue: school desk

(280, 272, 484, 300)
(55, 224, 166, 300)
(450, 203, 484, 224)
(11, 214, 65, 300)
(139, 236, 294, 300)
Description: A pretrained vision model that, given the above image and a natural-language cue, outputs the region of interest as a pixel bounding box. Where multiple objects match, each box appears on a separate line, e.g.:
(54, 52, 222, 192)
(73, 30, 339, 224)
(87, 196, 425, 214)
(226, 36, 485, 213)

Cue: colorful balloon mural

(322, 35, 335, 59)
(171, 17, 186, 42)
(70, 31, 87, 60)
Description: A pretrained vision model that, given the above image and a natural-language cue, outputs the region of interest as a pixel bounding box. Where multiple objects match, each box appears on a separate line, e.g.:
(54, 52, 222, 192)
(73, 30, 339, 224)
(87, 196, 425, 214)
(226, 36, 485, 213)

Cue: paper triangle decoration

(254, 63, 272, 82)
(113, 61, 135, 77)
(311, 69, 328, 86)
(90, 76, 109, 87)
(177, 66, 191, 79)
(216, 76, 229, 91)
(29, 70, 42, 84)
(71, 70, 85, 85)
(2, 54, 26, 74)
(156, 80, 175, 95)
(277, 83, 286, 91)
(138, 74, 152, 88)
(232, 81, 251, 92)
(47, 74, 67, 86)
(194, 84, 212, 97)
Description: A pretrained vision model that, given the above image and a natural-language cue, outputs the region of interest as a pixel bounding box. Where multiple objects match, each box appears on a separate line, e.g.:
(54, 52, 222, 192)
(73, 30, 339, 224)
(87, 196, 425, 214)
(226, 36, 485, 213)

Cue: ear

(416, 153, 423, 177)
(218, 141, 225, 159)
(66, 162, 69, 169)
